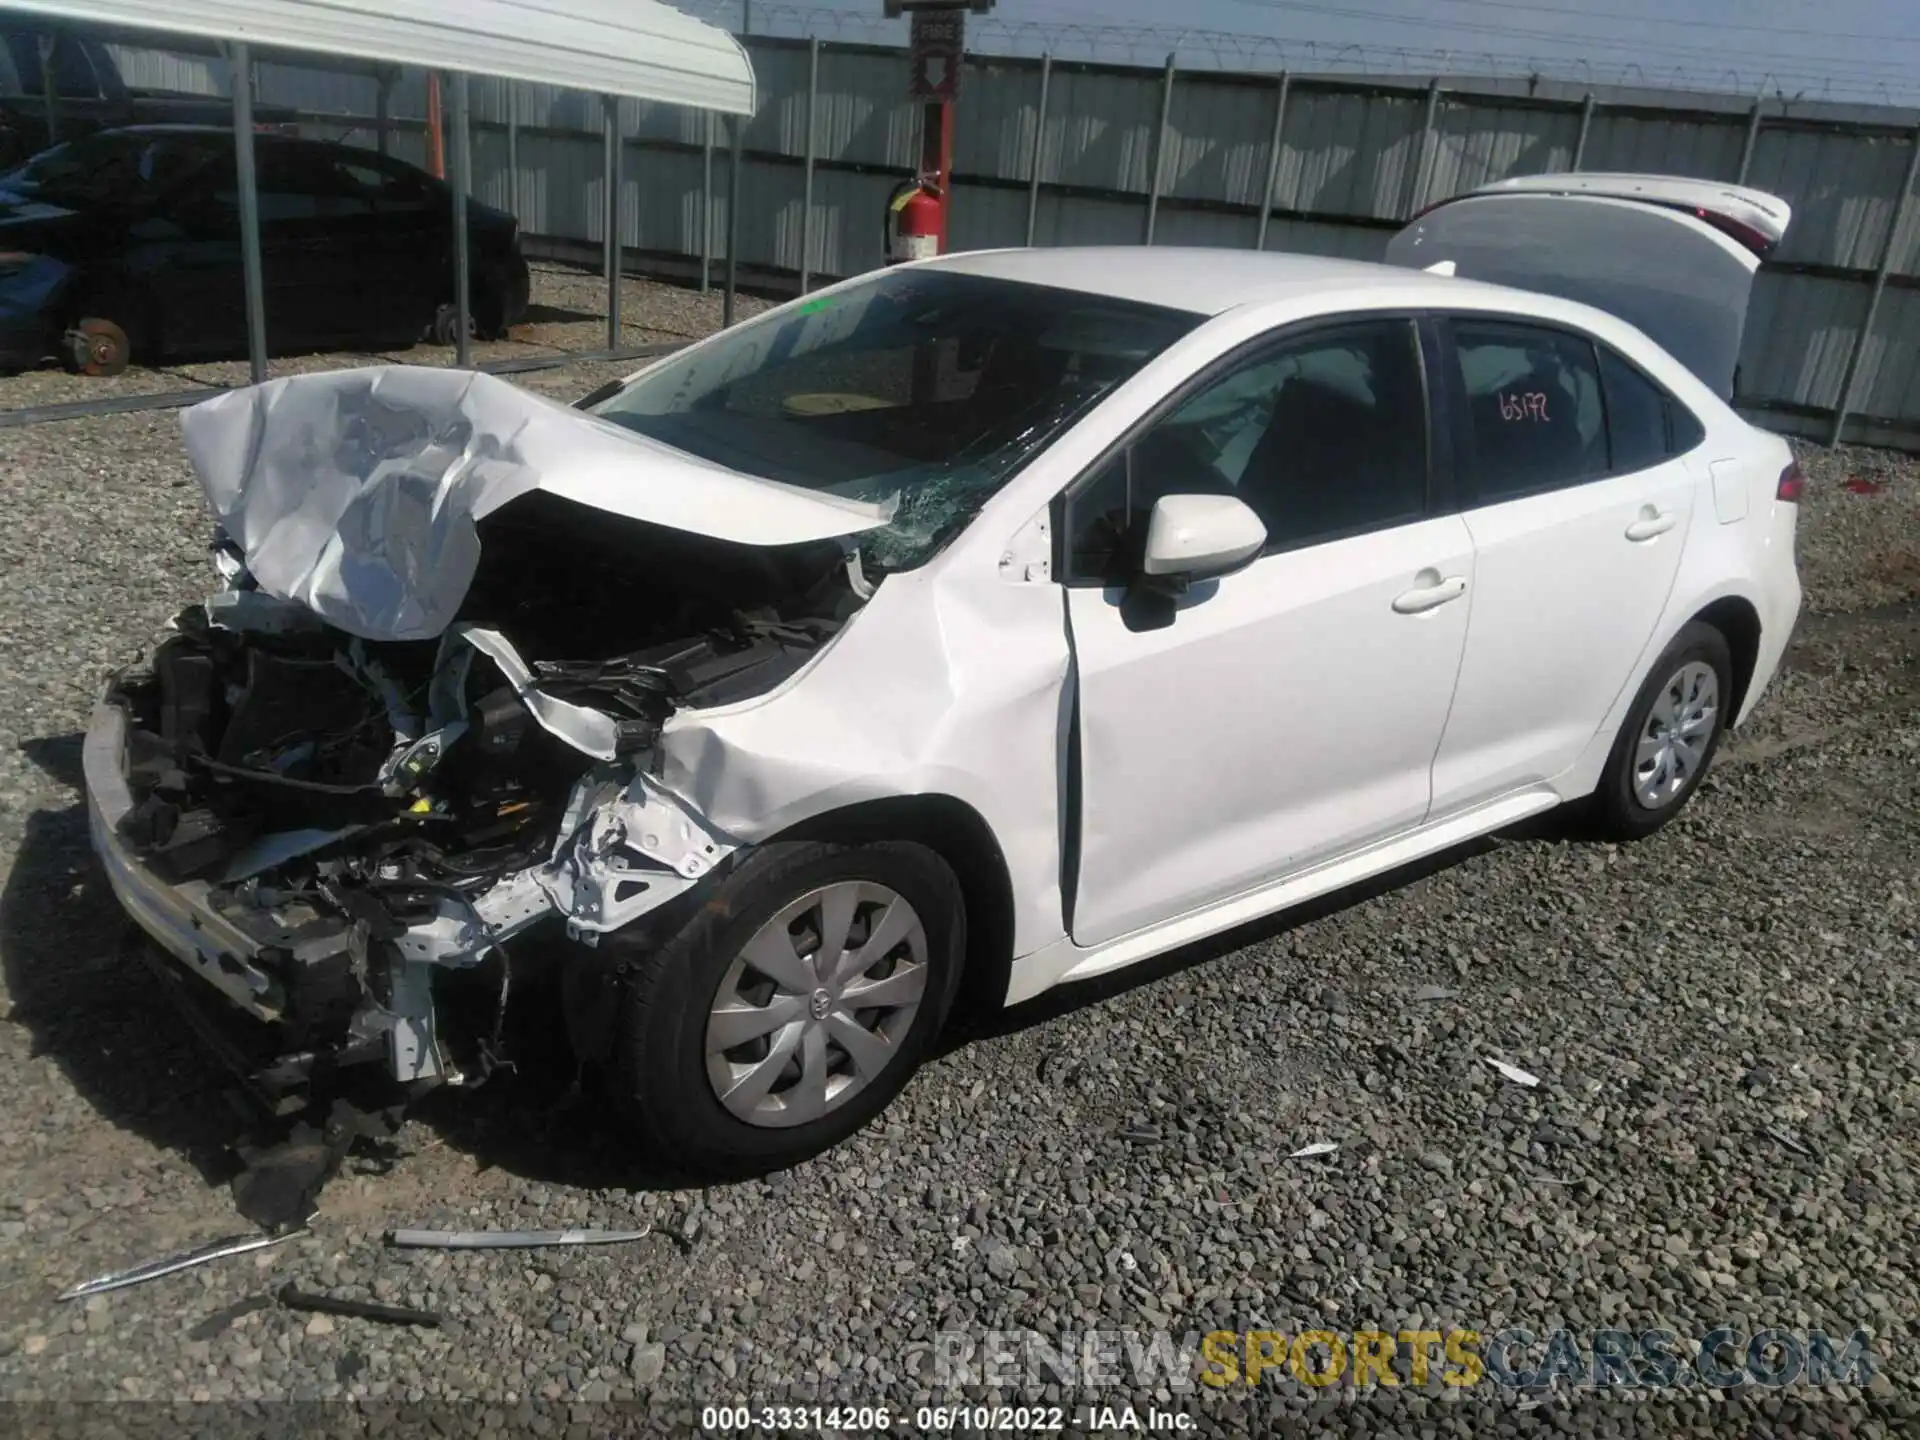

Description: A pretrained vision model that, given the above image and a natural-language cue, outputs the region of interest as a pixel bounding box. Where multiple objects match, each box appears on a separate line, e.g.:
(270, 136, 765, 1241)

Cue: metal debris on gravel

(56, 1229, 305, 1301)
(0, 297, 1915, 1440)
(1484, 1057, 1543, 1088)
(387, 1227, 653, 1250)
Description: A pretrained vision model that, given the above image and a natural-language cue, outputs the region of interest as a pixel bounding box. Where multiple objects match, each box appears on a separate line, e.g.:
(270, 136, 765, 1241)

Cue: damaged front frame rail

(88, 614, 742, 1098)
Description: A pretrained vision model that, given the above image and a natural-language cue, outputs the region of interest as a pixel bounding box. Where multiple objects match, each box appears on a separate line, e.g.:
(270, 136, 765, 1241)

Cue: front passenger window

(1063, 319, 1429, 582)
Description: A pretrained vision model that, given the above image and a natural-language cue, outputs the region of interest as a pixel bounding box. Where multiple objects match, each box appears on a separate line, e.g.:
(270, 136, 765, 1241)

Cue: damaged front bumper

(85, 679, 737, 1093)
(86, 698, 283, 1022)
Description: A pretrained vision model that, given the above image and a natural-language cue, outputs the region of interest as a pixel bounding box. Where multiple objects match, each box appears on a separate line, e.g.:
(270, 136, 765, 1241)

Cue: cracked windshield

(589, 269, 1200, 569)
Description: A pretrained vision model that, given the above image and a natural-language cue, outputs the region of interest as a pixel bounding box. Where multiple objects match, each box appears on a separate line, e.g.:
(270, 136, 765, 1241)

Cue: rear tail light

(1692, 206, 1775, 258)
(1776, 461, 1804, 503)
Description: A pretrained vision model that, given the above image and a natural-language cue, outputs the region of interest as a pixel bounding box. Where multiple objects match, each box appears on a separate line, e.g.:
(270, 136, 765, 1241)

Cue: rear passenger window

(1450, 322, 1607, 502)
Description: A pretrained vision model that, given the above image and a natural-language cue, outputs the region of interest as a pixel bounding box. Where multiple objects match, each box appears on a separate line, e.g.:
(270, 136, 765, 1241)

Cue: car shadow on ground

(2, 726, 1566, 1201)
(2, 735, 247, 1189)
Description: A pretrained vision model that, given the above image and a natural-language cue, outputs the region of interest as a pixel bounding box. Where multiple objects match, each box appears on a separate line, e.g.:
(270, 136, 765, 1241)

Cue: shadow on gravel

(2, 734, 246, 1187)
(417, 826, 1546, 1192)
(942, 830, 1519, 1054)
(2, 724, 1558, 1197)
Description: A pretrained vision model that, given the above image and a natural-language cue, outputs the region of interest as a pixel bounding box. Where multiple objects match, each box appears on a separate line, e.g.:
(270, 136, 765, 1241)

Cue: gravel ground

(0, 263, 771, 412)
(0, 341, 1914, 1438)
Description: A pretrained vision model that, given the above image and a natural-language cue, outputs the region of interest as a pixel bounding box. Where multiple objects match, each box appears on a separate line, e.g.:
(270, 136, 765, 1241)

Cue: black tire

(472, 280, 510, 341)
(1590, 621, 1734, 841)
(609, 840, 964, 1178)
(428, 302, 469, 348)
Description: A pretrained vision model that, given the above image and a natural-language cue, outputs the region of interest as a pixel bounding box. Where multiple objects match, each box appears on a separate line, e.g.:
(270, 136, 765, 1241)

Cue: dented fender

(652, 557, 1074, 961)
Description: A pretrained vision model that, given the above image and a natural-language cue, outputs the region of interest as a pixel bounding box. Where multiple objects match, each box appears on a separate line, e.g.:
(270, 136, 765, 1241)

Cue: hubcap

(704, 881, 929, 1129)
(1633, 660, 1719, 810)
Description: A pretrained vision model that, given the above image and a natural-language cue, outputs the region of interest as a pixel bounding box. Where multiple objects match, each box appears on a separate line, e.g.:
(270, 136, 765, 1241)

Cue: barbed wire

(672, 0, 1920, 107)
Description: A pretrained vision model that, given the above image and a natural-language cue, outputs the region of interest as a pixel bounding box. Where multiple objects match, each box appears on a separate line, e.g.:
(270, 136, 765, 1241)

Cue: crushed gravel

(0, 327, 1915, 1440)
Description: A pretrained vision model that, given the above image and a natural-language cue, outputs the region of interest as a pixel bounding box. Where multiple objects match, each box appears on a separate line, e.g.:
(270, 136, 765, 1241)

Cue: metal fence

(104, 35, 1920, 451)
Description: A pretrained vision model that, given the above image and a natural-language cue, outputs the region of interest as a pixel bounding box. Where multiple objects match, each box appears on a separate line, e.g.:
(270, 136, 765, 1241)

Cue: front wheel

(609, 840, 964, 1178)
(1590, 621, 1733, 841)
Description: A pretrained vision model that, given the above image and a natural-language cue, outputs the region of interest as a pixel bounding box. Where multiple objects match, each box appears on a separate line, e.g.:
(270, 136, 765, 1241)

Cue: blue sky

(712, 0, 1920, 104)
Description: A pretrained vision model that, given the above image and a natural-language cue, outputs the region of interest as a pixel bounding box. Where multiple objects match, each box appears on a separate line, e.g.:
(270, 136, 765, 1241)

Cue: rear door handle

(1625, 508, 1678, 542)
(1392, 573, 1469, 615)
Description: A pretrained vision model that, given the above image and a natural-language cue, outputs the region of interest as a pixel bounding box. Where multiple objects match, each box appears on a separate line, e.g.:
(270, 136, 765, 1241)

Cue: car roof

(925, 246, 1524, 318)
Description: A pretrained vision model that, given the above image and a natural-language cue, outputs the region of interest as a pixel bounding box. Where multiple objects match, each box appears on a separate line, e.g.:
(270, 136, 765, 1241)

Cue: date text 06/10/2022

(699, 1404, 1195, 1433)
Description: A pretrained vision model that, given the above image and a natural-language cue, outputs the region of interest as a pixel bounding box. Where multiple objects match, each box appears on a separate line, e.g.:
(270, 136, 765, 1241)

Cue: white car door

(1426, 316, 1699, 817)
(1061, 317, 1474, 950)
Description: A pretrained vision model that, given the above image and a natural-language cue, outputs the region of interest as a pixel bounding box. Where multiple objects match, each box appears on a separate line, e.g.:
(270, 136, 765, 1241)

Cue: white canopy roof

(2, 0, 756, 113)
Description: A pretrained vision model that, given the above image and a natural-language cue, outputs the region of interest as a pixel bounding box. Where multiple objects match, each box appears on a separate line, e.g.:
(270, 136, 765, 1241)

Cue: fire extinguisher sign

(909, 9, 964, 101)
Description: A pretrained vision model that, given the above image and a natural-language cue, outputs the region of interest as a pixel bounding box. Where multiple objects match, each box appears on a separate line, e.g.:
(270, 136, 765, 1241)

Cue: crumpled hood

(181, 365, 893, 642)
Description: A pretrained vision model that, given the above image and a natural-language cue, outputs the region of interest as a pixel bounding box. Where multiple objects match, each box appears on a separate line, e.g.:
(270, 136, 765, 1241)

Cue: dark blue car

(0, 125, 529, 373)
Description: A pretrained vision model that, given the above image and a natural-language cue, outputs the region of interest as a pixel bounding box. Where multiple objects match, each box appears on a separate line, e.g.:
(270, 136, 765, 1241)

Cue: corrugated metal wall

(103, 37, 1920, 448)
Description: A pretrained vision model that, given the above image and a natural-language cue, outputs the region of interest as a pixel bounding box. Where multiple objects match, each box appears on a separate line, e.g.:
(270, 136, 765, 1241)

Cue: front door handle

(1392, 573, 1469, 615)
(1625, 507, 1678, 542)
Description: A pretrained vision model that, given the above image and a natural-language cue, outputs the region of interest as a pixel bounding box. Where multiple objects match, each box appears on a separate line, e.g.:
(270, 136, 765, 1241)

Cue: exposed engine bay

(100, 490, 862, 1092)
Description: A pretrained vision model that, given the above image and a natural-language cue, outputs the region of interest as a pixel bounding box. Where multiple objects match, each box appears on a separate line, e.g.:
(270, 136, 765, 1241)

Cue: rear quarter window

(1598, 344, 1706, 469)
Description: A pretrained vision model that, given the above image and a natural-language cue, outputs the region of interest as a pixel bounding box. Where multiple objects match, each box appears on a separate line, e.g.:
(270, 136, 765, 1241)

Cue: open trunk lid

(181, 366, 894, 644)
(1385, 173, 1793, 398)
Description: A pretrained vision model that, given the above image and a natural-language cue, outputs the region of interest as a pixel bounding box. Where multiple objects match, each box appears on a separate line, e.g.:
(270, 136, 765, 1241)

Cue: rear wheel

(66, 317, 131, 377)
(1590, 621, 1733, 840)
(428, 302, 471, 348)
(609, 840, 964, 1178)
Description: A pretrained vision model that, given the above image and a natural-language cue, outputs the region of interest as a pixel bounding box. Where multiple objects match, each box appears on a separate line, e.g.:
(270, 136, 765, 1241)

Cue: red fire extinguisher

(888, 176, 943, 264)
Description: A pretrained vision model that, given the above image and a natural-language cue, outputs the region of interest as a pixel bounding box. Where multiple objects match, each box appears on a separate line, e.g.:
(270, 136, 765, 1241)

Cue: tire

(67, 317, 131, 377)
(472, 281, 510, 341)
(608, 840, 965, 1178)
(428, 302, 470, 348)
(1590, 621, 1734, 841)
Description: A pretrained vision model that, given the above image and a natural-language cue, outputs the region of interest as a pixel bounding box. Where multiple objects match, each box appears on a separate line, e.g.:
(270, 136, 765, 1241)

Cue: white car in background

(86, 174, 1801, 1175)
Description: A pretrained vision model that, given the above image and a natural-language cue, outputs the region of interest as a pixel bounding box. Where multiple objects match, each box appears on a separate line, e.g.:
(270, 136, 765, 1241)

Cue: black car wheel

(67, 317, 131, 377)
(608, 840, 965, 1179)
(428, 302, 471, 348)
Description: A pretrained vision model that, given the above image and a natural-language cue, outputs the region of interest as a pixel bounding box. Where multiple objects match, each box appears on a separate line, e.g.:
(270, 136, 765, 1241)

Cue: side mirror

(1138, 493, 1267, 592)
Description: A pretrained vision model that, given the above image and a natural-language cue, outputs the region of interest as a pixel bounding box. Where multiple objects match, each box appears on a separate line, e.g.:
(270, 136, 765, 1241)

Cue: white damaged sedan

(87, 174, 1802, 1174)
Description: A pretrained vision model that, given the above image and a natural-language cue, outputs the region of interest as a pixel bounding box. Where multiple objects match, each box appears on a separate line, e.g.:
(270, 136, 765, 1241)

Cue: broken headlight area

(102, 493, 861, 1095)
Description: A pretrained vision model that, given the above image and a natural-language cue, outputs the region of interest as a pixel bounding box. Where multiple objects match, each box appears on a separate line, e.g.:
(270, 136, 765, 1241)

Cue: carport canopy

(0, 0, 757, 389)
(3, 0, 757, 112)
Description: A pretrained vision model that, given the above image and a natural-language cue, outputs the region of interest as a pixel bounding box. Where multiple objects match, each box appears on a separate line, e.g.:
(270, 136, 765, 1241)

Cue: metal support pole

(229, 42, 267, 385)
(726, 0, 750, 321)
(37, 35, 58, 146)
(724, 110, 743, 326)
(1736, 96, 1765, 185)
(1828, 119, 1920, 446)
(1571, 92, 1595, 171)
(700, 110, 716, 292)
(375, 70, 392, 156)
(1254, 71, 1290, 251)
(505, 83, 520, 223)
(1403, 78, 1441, 220)
(800, 37, 820, 293)
(603, 94, 622, 349)
(1025, 53, 1051, 247)
(1143, 53, 1177, 245)
(450, 72, 473, 368)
